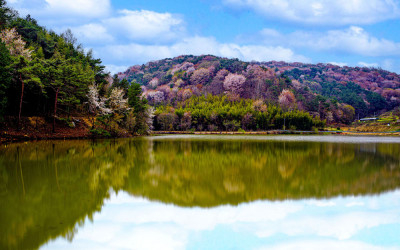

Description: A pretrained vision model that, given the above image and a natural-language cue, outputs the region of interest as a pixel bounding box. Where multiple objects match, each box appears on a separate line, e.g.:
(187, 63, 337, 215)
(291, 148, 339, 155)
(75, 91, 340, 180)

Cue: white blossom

(145, 106, 155, 133)
(146, 90, 165, 104)
(171, 62, 195, 75)
(108, 87, 130, 113)
(87, 84, 112, 115)
(0, 28, 32, 60)
(223, 73, 246, 94)
(149, 77, 160, 88)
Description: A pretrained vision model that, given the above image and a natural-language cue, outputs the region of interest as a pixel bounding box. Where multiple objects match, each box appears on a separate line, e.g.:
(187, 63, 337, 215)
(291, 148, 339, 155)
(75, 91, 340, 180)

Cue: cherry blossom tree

(252, 99, 267, 113)
(87, 83, 111, 115)
(157, 85, 174, 102)
(174, 78, 184, 87)
(145, 90, 165, 105)
(278, 89, 296, 111)
(0, 28, 32, 59)
(206, 69, 229, 95)
(145, 106, 155, 133)
(223, 73, 246, 96)
(108, 87, 129, 114)
(171, 62, 195, 75)
(245, 65, 275, 98)
(182, 89, 193, 101)
(149, 77, 160, 88)
(190, 68, 212, 86)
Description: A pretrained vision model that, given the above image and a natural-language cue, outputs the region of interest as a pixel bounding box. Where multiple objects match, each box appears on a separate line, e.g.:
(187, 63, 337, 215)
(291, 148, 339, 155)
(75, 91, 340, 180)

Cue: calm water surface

(1, 135, 400, 249)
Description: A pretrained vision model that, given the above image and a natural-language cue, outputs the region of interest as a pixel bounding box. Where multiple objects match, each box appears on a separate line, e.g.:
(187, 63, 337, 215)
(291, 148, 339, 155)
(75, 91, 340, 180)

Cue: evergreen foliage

(0, 41, 11, 120)
(154, 95, 325, 131)
(0, 1, 149, 135)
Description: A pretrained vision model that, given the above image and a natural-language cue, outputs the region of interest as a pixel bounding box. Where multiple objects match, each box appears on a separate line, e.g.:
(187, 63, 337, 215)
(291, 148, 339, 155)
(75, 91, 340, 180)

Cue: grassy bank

(343, 114, 400, 134)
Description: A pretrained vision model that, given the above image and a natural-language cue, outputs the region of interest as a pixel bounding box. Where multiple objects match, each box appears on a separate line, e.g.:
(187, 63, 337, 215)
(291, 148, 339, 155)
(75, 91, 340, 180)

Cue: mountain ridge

(117, 55, 399, 124)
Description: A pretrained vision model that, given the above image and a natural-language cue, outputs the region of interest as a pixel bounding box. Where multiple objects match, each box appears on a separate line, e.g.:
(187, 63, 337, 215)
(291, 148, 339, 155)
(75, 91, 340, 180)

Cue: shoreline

(1, 116, 398, 144)
(2, 129, 399, 144)
(152, 130, 400, 136)
(0, 116, 133, 144)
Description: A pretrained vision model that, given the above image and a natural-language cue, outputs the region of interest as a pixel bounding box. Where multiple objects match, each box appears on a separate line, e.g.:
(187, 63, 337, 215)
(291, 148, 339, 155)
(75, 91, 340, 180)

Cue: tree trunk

(17, 146, 26, 196)
(17, 73, 24, 130)
(53, 87, 59, 133)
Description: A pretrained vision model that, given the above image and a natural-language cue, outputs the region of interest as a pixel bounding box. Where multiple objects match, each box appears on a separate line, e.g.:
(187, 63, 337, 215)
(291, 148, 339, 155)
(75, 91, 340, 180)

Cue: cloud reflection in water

(44, 190, 400, 250)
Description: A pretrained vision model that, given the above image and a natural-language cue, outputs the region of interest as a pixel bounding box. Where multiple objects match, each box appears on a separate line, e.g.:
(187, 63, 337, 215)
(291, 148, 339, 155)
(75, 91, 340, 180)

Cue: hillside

(0, 2, 151, 140)
(118, 55, 400, 125)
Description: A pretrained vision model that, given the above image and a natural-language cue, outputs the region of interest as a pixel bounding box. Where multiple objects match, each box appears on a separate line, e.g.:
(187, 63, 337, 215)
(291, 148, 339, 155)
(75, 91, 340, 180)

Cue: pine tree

(0, 28, 41, 128)
(42, 51, 94, 132)
(128, 82, 146, 113)
(0, 0, 16, 28)
(0, 41, 12, 120)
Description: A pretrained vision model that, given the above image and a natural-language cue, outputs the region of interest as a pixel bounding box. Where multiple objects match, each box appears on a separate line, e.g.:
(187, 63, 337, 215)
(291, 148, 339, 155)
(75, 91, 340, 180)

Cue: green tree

(0, 6, 108, 127)
(128, 82, 150, 134)
(340, 104, 355, 124)
(41, 52, 63, 131)
(111, 74, 129, 93)
(42, 51, 94, 132)
(128, 82, 146, 113)
(0, 41, 12, 120)
(0, 27, 42, 128)
(0, 0, 16, 28)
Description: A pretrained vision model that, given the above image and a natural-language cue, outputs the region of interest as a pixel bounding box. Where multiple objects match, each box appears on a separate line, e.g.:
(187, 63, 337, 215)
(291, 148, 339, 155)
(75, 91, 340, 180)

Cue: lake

(1, 135, 400, 249)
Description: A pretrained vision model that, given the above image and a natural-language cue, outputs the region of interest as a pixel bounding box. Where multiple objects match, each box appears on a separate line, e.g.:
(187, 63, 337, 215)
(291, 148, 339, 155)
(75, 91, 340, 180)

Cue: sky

(6, 0, 400, 74)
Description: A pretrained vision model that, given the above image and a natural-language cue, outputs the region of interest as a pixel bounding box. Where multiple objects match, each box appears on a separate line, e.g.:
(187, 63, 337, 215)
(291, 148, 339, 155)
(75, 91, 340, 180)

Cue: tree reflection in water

(0, 136, 399, 249)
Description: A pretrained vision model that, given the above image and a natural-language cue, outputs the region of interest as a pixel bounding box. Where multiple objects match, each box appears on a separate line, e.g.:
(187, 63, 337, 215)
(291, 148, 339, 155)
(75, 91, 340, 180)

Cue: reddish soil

(0, 116, 93, 143)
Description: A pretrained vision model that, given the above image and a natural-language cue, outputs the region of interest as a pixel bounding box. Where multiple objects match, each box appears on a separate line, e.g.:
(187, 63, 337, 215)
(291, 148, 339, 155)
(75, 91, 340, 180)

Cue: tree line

(154, 95, 325, 131)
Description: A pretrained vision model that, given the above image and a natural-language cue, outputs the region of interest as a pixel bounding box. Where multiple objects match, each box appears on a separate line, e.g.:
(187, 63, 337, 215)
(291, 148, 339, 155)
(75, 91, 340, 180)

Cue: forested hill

(118, 55, 400, 123)
(0, 1, 152, 137)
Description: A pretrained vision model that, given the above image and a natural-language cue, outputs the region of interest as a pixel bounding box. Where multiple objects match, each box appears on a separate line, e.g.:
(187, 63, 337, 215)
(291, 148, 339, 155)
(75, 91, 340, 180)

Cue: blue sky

(7, 0, 400, 74)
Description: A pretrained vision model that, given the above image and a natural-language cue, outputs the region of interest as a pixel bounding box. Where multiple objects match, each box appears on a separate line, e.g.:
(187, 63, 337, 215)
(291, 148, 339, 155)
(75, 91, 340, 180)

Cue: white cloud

(380, 59, 400, 74)
(72, 23, 114, 44)
(258, 240, 396, 250)
(358, 62, 379, 68)
(105, 10, 185, 43)
(65, 222, 188, 250)
(97, 193, 399, 241)
(7, 0, 111, 24)
(44, 0, 111, 18)
(259, 26, 400, 57)
(306, 200, 336, 207)
(328, 62, 348, 67)
(381, 59, 400, 73)
(112, 226, 187, 250)
(223, 0, 400, 25)
(99, 36, 310, 66)
(104, 64, 130, 75)
(106, 200, 302, 231)
(255, 211, 396, 240)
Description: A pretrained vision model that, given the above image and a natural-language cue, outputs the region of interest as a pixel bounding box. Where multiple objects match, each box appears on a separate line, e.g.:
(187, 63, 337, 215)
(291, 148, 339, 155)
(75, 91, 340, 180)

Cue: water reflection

(43, 191, 400, 250)
(127, 136, 400, 206)
(0, 135, 399, 249)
